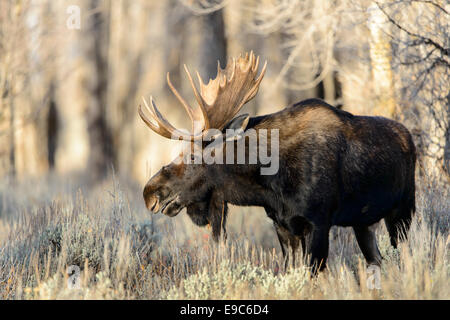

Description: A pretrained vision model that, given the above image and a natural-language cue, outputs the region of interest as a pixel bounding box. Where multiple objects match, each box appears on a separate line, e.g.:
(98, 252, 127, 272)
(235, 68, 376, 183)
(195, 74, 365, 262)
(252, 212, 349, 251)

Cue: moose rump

(267, 100, 416, 272)
(333, 115, 416, 230)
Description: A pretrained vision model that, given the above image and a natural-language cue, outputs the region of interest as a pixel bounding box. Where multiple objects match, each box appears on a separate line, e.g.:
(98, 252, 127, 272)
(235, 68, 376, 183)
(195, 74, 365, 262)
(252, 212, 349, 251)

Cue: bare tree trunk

(0, 1, 50, 178)
(280, 31, 318, 105)
(165, 0, 189, 90)
(53, 0, 89, 175)
(46, 83, 58, 169)
(85, 0, 115, 180)
(198, 9, 227, 80)
(445, 113, 450, 174)
(108, 0, 151, 176)
(368, 3, 395, 118)
(8, 82, 15, 178)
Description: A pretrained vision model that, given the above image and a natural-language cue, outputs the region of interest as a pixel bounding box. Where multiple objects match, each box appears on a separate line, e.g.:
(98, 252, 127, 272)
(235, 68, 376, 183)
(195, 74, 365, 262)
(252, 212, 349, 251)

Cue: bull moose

(139, 52, 416, 274)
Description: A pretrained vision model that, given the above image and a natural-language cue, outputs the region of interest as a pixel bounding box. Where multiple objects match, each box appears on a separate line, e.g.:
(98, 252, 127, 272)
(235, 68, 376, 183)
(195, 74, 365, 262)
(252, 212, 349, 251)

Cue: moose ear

(223, 114, 250, 141)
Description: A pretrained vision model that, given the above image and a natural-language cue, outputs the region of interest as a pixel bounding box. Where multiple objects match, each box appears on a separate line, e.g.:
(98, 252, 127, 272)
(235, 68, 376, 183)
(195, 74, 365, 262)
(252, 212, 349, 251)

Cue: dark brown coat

(144, 98, 416, 274)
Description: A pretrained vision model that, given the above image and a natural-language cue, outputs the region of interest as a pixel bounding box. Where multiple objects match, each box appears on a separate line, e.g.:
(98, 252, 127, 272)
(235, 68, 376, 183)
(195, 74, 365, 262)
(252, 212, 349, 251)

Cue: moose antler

(139, 51, 267, 140)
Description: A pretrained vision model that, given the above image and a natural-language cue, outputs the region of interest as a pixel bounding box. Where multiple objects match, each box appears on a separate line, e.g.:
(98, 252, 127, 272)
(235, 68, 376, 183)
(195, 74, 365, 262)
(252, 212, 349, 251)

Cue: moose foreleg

(307, 226, 330, 276)
(274, 223, 290, 271)
(274, 223, 302, 271)
(208, 192, 228, 242)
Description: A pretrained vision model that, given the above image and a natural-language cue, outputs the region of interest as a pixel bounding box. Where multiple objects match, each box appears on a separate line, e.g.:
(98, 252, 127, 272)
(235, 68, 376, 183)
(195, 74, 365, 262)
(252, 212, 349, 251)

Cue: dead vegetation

(0, 175, 448, 299)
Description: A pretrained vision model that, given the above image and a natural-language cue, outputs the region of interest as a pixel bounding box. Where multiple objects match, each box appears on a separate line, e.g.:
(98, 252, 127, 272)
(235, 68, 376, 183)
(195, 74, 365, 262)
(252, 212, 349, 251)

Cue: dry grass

(0, 175, 448, 300)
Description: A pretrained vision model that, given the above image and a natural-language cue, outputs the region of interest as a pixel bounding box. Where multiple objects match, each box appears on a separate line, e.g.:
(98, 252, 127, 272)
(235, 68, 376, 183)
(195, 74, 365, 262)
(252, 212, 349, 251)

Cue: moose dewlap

(138, 51, 416, 275)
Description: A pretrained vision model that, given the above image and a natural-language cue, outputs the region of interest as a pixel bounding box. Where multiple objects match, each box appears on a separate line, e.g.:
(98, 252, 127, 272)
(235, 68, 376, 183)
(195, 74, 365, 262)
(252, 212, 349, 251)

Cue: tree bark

(368, 3, 396, 118)
(85, 0, 115, 180)
(198, 9, 227, 80)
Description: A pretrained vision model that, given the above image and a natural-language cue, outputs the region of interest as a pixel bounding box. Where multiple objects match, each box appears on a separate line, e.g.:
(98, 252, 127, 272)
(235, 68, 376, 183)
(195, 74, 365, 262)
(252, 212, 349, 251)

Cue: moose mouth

(152, 195, 183, 217)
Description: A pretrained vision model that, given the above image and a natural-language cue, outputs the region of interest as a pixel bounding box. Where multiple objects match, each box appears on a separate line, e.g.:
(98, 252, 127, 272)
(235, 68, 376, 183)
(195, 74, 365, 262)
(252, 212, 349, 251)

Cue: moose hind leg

(353, 225, 382, 266)
(384, 206, 414, 249)
(385, 184, 415, 248)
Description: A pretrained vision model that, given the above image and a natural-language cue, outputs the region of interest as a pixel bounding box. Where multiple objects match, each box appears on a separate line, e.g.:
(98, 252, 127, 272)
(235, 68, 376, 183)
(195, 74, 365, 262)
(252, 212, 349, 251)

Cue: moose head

(139, 52, 267, 240)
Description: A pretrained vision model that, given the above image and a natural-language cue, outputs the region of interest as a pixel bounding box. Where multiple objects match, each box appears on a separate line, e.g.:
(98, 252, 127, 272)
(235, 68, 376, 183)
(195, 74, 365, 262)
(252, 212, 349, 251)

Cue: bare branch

(408, 0, 449, 15)
(375, 1, 449, 58)
(179, 0, 227, 15)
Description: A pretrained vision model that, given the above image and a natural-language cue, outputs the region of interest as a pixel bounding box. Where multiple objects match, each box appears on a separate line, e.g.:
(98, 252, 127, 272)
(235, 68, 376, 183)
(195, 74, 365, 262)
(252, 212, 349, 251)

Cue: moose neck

(206, 160, 281, 211)
(199, 113, 281, 210)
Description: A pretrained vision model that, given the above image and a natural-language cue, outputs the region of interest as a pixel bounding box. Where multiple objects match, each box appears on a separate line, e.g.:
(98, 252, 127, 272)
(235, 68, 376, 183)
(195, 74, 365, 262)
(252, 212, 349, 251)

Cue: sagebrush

(0, 175, 448, 299)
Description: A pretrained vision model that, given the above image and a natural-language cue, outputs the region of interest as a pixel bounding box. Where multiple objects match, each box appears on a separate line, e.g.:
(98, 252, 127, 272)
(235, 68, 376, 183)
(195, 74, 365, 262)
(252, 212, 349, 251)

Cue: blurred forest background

(0, 0, 448, 186)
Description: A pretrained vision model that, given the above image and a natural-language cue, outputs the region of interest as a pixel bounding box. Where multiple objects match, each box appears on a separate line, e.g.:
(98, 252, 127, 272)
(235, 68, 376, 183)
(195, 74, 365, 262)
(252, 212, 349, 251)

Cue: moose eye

(161, 165, 170, 174)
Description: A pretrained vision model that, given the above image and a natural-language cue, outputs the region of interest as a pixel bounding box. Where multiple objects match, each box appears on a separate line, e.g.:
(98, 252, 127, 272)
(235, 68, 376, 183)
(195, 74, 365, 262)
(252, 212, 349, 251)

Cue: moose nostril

(145, 196, 156, 211)
(143, 185, 155, 210)
(150, 198, 157, 211)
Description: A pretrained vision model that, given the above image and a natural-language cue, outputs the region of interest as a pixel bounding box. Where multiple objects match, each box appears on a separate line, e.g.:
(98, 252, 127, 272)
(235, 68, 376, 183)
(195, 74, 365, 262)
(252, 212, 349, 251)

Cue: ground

(0, 174, 448, 299)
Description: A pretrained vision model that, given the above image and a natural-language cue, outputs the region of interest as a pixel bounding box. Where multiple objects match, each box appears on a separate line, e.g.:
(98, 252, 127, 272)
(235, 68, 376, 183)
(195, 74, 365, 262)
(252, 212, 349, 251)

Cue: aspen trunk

(84, 0, 115, 180)
(368, 3, 396, 118)
(54, 0, 89, 174)
(0, 1, 49, 178)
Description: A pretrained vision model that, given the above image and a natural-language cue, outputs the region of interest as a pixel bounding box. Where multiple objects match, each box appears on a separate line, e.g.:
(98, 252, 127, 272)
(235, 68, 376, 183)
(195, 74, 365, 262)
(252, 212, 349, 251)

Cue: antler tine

(231, 58, 237, 81)
(166, 72, 195, 124)
(190, 52, 267, 130)
(183, 64, 210, 131)
(140, 96, 197, 141)
(140, 52, 267, 138)
(225, 57, 236, 82)
(246, 51, 254, 71)
(139, 97, 172, 139)
(253, 55, 260, 72)
(217, 60, 222, 76)
(195, 70, 206, 92)
(139, 98, 160, 133)
(245, 60, 267, 102)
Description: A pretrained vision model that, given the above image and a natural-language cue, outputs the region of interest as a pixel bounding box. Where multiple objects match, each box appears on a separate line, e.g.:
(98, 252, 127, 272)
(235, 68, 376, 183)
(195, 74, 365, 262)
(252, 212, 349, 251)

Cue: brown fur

(143, 98, 416, 274)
